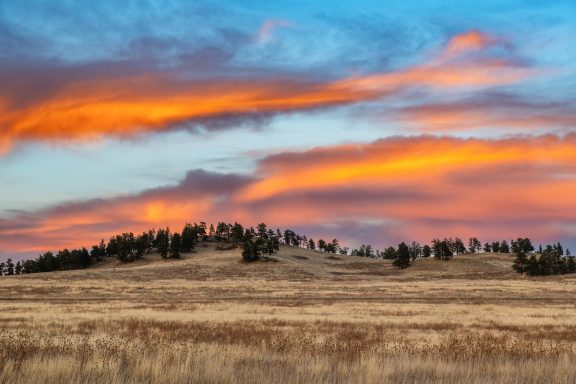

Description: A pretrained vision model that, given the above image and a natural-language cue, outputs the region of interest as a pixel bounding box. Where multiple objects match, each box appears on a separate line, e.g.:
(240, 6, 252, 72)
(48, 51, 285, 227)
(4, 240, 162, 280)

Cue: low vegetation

(1, 244, 576, 383)
(1, 221, 575, 382)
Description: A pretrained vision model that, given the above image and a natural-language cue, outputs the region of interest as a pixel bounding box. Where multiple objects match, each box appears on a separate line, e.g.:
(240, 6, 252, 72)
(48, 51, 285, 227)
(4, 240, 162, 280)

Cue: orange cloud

(444, 30, 495, 57)
(233, 134, 576, 246)
(0, 31, 535, 155)
(333, 59, 532, 92)
(2, 76, 358, 143)
(396, 98, 576, 133)
(236, 135, 576, 202)
(0, 170, 245, 254)
(2, 135, 576, 257)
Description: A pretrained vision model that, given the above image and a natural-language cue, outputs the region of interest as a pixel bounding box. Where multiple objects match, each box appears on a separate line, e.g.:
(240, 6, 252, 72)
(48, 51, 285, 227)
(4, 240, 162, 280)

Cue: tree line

(0, 223, 572, 276)
(0, 222, 214, 275)
(345, 237, 541, 269)
(0, 221, 325, 275)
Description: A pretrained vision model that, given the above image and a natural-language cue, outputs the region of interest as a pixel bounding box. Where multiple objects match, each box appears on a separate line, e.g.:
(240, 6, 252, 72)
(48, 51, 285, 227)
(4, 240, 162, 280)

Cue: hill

(3, 243, 576, 383)
(13, 243, 520, 283)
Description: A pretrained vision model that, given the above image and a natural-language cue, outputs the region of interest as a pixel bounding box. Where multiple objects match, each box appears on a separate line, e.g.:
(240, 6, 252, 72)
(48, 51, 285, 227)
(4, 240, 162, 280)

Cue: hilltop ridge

(6, 243, 525, 283)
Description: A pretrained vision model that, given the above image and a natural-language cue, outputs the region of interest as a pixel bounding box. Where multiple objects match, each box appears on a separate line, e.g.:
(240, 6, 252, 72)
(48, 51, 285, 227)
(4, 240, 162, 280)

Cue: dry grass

(2, 244, 576, 383)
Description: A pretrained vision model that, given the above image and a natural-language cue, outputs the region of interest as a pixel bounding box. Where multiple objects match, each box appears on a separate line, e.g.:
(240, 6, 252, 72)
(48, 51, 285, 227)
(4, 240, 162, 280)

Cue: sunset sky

(1, 0, 576, 259)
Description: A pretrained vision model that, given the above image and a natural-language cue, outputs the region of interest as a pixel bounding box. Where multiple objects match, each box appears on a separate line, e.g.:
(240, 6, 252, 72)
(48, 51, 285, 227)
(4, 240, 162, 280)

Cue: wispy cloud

(256, 18, 293, 44)
(0, 30, 539, 155)
(442, 30, 496, 59)
(394, 93, 576, 133)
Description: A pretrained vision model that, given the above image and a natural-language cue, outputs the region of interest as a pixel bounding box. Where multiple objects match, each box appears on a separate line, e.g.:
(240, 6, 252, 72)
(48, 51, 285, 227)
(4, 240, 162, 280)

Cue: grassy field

(2, 244, 576, 383)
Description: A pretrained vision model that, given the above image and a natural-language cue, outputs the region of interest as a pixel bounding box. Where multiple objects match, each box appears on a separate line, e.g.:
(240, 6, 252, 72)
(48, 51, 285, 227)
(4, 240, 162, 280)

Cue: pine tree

(242, 240, 261, 262)
(528, 254, 540, 276)
(409, 241, 421, 260)
(512, 252, 528, 274)
(432, 239, 452, 260)
(308, 238, 316, 250)
(393, 242, 411, 269)
(556, 242, 564, 256)
(539, 253, 553, 276)
(567, 256, 576, 274)
(170, 233, 182, 259)
(135, 234, 147, 258)
(106, 237, 119, 257)
(257, 223, 268, 239)
(158, 228, 170, 259)
(454, 238, 466, 255)
(231, 223, 244, 245)
(468, 237, 481, 254)
(330, 239, 339, 254)
(6, 259, 14, 275)
(517, 238, 534, 253)
(181, 224, 196, 253)
(422, 245, 432, 258)
(80, 248, 91, 268)
(96, 239, 106, 258)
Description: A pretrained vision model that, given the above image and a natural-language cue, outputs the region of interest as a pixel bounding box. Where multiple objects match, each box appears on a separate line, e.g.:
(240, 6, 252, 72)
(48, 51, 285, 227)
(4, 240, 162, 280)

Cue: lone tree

(393, 242, 411, 269)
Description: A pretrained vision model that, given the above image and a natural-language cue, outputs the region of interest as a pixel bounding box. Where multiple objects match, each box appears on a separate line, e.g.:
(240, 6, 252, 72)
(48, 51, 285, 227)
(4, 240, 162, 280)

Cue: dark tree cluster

(349, 237, 466, 264)
(276, 228, 343, 255)
(2, 221, 299, 275)
(241, 223, 280, 262)
(3, 222, 211, 275)
(482, 240, 512, 253)
(4, 247, 92, 274)
(0, 259, 18, 276)
(513, 242, 574, 276)
(392, 242, 411, 269)
(351, 244, 375, 257)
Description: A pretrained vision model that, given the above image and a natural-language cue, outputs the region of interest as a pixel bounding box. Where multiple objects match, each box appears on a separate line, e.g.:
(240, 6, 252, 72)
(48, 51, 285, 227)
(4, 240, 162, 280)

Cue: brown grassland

(2, 244, 576, 383)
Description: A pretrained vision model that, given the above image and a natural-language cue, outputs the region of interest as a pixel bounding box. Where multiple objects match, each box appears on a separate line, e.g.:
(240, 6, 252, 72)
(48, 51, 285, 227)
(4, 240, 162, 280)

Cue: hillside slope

(10, 243, 522, 282)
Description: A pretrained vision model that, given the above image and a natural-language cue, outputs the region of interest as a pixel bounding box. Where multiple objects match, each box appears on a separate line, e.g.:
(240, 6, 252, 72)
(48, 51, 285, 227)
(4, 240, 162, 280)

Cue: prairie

(2, 244, 576, 383)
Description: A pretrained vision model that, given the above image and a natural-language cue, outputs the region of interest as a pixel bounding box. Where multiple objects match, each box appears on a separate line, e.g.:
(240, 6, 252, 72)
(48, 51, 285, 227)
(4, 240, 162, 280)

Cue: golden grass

(2, 244, 576, 383)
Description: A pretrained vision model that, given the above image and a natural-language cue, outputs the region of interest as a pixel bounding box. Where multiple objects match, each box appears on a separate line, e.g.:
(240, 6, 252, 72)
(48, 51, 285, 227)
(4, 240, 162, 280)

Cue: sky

(1, 0, 576, 259)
